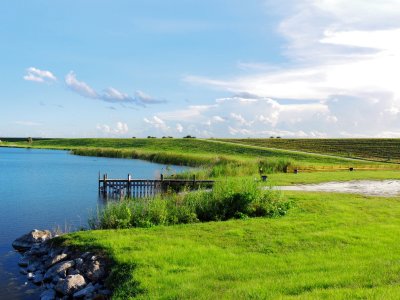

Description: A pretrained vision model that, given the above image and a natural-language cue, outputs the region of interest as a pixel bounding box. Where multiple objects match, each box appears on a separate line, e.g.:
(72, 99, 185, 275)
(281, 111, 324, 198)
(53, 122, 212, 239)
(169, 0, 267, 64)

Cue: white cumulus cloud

(24, 67, 56, 83)
(96, 122, 129, 136)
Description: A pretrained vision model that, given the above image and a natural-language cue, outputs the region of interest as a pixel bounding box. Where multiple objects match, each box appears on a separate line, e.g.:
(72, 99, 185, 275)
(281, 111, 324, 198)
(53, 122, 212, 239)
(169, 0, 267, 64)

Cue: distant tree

(27, 137, 33, 144)
(276, 136, 281, 139)
(270, 136, 274, 138)
(132, 136, 136, 139)
(147, 136, 156, 139)
(183, 135, 196, 139)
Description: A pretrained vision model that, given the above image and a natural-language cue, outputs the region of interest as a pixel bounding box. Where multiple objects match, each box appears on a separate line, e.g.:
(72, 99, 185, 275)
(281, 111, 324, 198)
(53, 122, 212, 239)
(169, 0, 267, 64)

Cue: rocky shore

(12, 230, 112, 300)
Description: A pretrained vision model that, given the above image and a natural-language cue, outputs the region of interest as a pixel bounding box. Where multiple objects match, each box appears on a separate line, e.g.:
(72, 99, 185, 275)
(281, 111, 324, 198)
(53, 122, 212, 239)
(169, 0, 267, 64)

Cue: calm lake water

(0, 147, 189, 299)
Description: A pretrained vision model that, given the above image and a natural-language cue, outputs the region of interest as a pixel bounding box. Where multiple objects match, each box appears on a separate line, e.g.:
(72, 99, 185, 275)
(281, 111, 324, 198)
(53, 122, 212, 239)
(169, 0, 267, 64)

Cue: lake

(0, 147, 189, 299)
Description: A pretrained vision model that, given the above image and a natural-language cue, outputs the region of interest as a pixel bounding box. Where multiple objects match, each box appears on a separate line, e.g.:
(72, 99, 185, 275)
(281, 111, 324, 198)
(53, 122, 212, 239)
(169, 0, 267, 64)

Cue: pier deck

(99, 174, 214, 198)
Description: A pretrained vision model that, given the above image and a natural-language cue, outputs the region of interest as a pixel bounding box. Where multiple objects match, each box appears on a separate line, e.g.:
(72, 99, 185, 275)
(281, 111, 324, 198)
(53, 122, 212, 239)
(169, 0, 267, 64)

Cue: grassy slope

(221, 138, 400, 163)
(62, 192, 400, 299)
(0, 138, 370, 164)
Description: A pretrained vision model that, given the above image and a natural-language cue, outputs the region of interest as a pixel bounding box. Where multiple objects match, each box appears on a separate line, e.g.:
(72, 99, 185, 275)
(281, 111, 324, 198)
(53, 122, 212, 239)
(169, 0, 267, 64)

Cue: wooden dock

(99, 174, 214, 198)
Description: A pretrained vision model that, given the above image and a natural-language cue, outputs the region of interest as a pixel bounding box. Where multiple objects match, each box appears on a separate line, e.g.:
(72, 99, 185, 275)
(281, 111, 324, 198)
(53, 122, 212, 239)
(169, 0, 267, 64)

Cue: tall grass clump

(89, 180, 291, 229)
(258, 158, 294, 173)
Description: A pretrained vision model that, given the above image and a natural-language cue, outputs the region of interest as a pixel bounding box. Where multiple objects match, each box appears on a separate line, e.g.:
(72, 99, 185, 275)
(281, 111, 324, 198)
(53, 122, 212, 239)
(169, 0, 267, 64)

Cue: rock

(75, 258, 84, 268)
(33, 272, 44, 284)
(45, 253, 68, 268)
(27, 261, 41, 272)
(12, 229, 52, 251)
(45, 282, 55, 289)
(52, 275, 61, 284)
(81, 252, 92, 259)
(73, 283, 95, 298)
(40, 289, 56, 300)
(55, 274, 86, 295)
(48, 248, 63, 258)
(98, 289, 112, 296)
(84, 260, 106, 282)
(67, 268, 80, 276)
(29, 243, 49, 256)
(18, 257, 29, 267)
(44, 260, 75, 281)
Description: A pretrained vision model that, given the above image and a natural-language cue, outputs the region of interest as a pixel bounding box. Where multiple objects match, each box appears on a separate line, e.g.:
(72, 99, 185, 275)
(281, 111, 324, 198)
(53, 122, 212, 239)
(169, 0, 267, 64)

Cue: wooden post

(103, 174, 107, 196)
(127, 173, 132, 197)
(98, 171, 101, 194)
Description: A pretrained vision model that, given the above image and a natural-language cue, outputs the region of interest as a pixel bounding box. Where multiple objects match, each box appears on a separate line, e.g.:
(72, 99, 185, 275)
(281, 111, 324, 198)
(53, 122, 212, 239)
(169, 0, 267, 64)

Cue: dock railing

(99, 173, 214, 198)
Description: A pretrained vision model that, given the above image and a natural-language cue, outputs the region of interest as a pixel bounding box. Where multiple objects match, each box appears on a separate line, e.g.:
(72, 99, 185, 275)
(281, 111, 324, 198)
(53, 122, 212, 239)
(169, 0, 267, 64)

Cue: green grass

(61, 192, 400, 299)
(89, 179, 290, 230)
(4, 137, 400, 298)
(221, 138, 400, 163)
(1, 138, 396, 179)
(0, 138, 374, 165)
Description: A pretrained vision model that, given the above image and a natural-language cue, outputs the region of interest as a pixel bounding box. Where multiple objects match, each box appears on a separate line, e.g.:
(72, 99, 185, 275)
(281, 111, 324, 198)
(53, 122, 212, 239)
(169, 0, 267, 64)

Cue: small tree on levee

(27, 137, 33, 144)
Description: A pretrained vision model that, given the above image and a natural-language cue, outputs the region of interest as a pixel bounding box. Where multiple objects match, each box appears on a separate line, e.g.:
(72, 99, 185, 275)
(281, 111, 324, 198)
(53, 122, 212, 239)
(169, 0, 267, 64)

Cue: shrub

(90, 179, 290, 230)
(258, 158, 293, 173)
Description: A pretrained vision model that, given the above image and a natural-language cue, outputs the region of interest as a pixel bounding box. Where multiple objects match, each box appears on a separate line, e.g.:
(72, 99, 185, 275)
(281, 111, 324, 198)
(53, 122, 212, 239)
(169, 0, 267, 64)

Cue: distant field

(220, 138, 400, 163)
(1, 138, 363, 167)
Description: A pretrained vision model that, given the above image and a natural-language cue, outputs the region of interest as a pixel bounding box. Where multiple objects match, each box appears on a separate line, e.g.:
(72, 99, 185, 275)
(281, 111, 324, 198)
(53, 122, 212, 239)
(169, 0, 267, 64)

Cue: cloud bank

(181, 0, 400, 137)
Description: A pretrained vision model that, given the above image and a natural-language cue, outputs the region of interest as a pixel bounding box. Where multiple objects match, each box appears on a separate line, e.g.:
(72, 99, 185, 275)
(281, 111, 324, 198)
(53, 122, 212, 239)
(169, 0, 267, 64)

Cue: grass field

(4, 138, 400, 298)
(1, 138, 397, 176)
(61, 191, 400, 299)
(221, 138, 400, 163)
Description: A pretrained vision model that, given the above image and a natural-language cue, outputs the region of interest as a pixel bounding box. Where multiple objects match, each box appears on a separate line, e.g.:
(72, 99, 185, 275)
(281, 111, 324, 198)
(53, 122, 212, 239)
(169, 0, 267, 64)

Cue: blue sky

(1, 0, 400, 138)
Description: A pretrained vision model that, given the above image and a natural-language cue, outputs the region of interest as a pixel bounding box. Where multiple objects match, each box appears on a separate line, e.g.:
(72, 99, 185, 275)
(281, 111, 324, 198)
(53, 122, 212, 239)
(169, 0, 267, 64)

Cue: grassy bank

(1, 138, 396, 180)
(61, 192, 400, 299)
(89, 180, 290, 230)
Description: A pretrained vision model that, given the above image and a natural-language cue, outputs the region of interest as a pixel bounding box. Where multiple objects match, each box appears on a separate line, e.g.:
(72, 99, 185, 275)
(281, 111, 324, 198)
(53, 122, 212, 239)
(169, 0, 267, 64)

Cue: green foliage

(90, 180, 289, 229)
(62, 192, 400, 299)
(258, 158, 294, 173)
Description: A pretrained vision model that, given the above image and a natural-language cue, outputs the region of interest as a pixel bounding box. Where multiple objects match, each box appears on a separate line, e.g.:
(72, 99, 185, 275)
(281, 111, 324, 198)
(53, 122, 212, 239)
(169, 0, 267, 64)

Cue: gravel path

(277, 180, 400, 197)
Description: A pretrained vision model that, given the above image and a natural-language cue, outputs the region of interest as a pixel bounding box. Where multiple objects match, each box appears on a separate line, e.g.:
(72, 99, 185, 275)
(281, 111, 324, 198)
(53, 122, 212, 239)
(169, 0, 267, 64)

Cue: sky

(1, 0, 400, 138)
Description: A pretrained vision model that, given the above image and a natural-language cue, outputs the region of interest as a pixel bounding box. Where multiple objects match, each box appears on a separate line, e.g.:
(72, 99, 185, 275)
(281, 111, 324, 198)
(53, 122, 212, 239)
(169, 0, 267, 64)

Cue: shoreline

(13, 230, 111, 300)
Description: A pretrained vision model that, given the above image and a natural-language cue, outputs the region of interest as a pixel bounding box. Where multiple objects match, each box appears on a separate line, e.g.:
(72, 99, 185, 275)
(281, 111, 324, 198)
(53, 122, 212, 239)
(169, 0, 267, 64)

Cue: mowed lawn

(63, 192, 400, 299)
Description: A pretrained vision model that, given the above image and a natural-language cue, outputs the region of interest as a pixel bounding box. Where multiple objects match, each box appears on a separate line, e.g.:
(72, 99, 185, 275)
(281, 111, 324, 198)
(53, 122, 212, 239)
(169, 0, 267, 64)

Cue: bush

(90, 179, 290, 230)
